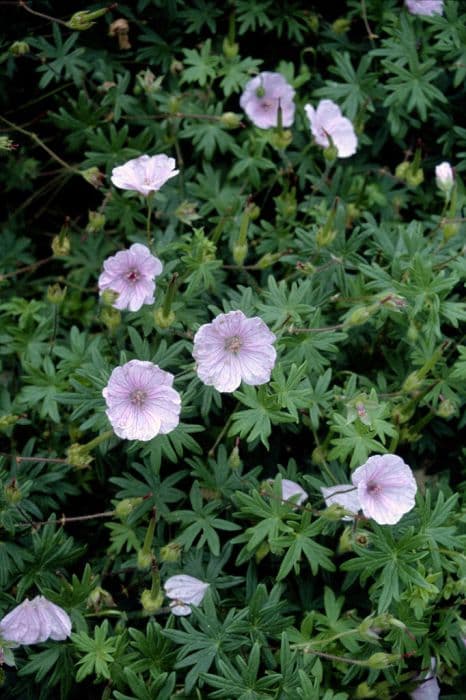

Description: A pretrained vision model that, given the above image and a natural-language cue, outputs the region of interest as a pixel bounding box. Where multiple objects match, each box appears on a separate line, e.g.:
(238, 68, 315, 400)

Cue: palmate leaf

(229, 385, 296, 448)
(272, 514, 335, 580)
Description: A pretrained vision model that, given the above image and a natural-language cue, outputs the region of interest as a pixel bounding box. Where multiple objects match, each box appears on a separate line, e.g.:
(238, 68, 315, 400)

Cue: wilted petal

(0, 596, 71, 646)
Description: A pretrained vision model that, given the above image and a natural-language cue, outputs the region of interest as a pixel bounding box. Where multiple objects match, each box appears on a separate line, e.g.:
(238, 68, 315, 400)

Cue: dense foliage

(0, 1, 465, 698)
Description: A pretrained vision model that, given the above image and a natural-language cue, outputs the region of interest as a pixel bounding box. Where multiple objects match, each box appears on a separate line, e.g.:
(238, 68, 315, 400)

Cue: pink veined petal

(39, 598, 72, 640)
(170, 604, 193, 616)
(281, 479, 308, 505)
(321, 484, 361, 519)
(316, 99, 343, 123)
(327, 118, 358, 157)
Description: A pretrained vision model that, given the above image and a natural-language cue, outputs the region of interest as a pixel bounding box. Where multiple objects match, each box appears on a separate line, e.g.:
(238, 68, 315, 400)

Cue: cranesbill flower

(281, 478, 308, 506)
(405, 0, 444, 16)
(352, 454, 417, 525)
(111, 154, 179, 196)
(103, 360, 181, 441)
(0, 596, 71, 645)
(192, 310, 277, 393)
(240, 72, 295, 129)
(435, 161, 454, 194)
(410, 658, 440, 700)
(305, 100, 357, 158)
(164, 575, 209, 616)
(98, 243, 163, 312)
(321, 484, 361, 520)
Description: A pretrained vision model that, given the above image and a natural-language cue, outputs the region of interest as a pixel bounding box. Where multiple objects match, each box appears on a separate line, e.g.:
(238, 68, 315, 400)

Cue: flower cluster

(0, 596, 71, 646)
(322, 454, 417, 525)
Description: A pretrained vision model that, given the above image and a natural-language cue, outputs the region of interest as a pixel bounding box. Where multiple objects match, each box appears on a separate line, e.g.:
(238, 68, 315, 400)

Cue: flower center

(366, 480, 381, 495)
(126, 268, 140, 283)
(130, 389, 147, 406)
(224, 335, 242, 353)
(260, 100, 274, 111)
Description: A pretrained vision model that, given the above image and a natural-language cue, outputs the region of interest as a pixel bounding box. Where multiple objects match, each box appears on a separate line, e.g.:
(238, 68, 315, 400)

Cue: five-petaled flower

(410, 657, 440, 700)
(321, 454, 417, 525)
(0, 596, 71, 645)
(305, 99, 358, 158)
(98, 243, 163, 312)
(240, 72, 295, 129)
(111, 154, 179, 196)
(192, 310, 277, 393)
(164, 575, 209, 616)
(103, 360, 181, 441)
(405, 0, 444, 16)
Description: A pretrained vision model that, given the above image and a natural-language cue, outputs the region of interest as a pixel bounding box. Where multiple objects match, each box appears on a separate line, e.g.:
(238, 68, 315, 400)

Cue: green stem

(146, 195, 153, 247)
(84, 430, 114, 451)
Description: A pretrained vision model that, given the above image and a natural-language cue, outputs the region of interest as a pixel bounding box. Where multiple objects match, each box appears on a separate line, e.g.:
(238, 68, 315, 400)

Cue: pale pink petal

(98, 243, 163, 312)
(322, 484, 361, 520)
(305, 99, 358, 158)
(281, 478, 308, 505)
(405, 0, 443, 16)
(0, 596, 71, 645)
(111, 154, 179, 195)
(240, 72, 295, 129)
(164, 575, 209, 616)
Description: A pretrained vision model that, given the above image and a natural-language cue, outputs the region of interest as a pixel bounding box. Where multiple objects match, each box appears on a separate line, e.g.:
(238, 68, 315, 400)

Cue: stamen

(130, 389, 147, 406)
(224, 335, 242, 353)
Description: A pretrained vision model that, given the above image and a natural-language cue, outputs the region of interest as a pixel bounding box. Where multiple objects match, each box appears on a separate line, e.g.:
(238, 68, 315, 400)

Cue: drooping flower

(164, 575, 209, 616)
(281, 478, 308, 506)
(410, 658, 440, 700)
(305, 100, 358, 158)
(102, 360, 181, 441)
(435, 161, 454, 194)
(405, 0, 444, 16)
(98, 243, 163, 312)
(240, 72, 295, 129)
(111, 154, 179, 196)
(192, 310, 277, 393)
(352, 454, 417, 525)
(0, 596, 71, 645)
(321, 484, 361, 520)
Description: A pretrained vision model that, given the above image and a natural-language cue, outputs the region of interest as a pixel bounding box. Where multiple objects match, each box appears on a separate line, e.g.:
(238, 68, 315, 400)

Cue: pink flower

(240, 72, 295, 129)
(0, 596, 71, 645)
(305, 100, 357, 158)
(111, 154, 179, 196)
(192, 310, 276, 393)
(280, 478, 308, 506)
(102, 360, 181, 441)
(321, 484, 361, 520)
(410, 658, 440, 700)
(405, 0, 443, 16)
(98, 243, 163, 312)
(435, 161, 454, 194)
(352, 454, 417, 525)
(164, 575, 209, 616)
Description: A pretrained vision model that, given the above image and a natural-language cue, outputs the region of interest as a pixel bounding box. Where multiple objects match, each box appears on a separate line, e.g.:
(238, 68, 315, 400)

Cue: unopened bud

(51, 234, 70, 257)
(175, 200, 200, 224)
(100, 289, 119, 307)
(233, 242, 248, 266)
(344, 305, 376, 328)
(159, 542, 182, 563)
(154, 307, 176, 329)
(140, 588, 164, 614)
(366, 652, 399, 670)
(66, 443, 93, 469)
(436, 398, 456, 418)
(87, 587, 115, 611)
(332, 17, 351, 33)
(115, 497, 143, 520)
(311, 445, 327, 465)
(323, 144, 338, 162)
(4, 481, 22, 504)
(441, 220, 459, 241)
(220, 112, 241, 129)
(81, 167, 104, 188)
(0, 414, 19, 431)
(316, 226, 337, 247)
(100, 306, 121, 331)
(337, 526, 353, 554)
(167, 95, 181, 114)
(391, 402, 415, 425)
(354, 682, 377, 698)
(435, 162, 454, 195)
(402, 371, 423, 394)
(137, 549, 153, 570)
(222, 37, 239, 59)
(405, 167, 424, 187)
(255, 252, 283, 269)
(306, 13, 319, 32)
(108, 18, 131, 50)
(10, 40, 30, 56)
(86, 210, 106, 235)
(247, 204, 260, 220)
(255, 541, 270, 563)
(47, 283, 67, 304)
(0, 136, 17, 151)
(269, 129, 293, 150)
(67, 7, 109, 31)
(228, 445, 242, 469)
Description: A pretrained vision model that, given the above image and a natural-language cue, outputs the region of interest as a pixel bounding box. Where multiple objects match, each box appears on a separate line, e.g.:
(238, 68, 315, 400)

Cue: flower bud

(436, 398, 457, 418)
(311, 445, 327, 465)
(81, 167, 104, 188)
(51, 234, 70, 257)
(354, 683, 377, 698)
(337, 526, 353, 554)
(269, 129, 293, 150)
(247, 203, 260, 220)
(115, 497, 143, 520)
(255, 541, 270, 563)
(154, 307, 176, 329)
(137, 549, 153, 570)
(320, 503, 350, 521)
(175, 200, 200, 224)
(406, 322, 419, 342)
(435, 161, 454, 195)
(66, 443, 93, 469)
(87, 587, 115, 611)
(232, 242, 248, 266)
(306, 13, 319, 32)
(441, 220, 459, 241)
(391, 402, 415, 424)
(100, 289, 119, 307)
(160, 542, 183, 563)
(366, 653, 399, 670)
(255, 252, 283, 269)
(316, 225, 337, 247)
(4, 481, 22, 504)
(9, 40, 30, 56)
(140, 588, 164, 614)
(228, 444, 242, 469)
(344, 305, 376, 328)
(100, 306, 121, 331)
(220, 112, 242, 129)
(222, 37, 239, 59)
(167, 95, 181, 114)
(402, 371, 423, 394)
(86, 210, 106, 235)
(0, 136, 17, 151)
(47, 283, 67, 304)
(108, 18, 131, 49)
(405, 167, 424, 187)
(67, 8, 109, 30)
(332, 17, 351, 33)
(323, 144, 338, 162)
(0, 414, 19, 431)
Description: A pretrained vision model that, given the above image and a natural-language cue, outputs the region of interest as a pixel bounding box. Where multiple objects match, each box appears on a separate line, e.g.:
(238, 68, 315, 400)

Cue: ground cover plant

(0, 0, 465, 697)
